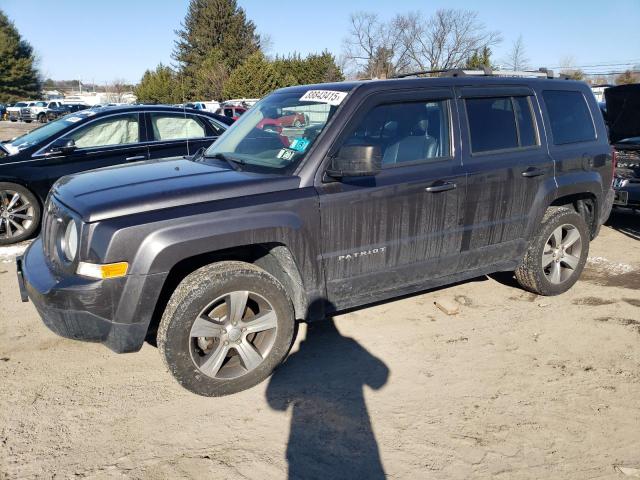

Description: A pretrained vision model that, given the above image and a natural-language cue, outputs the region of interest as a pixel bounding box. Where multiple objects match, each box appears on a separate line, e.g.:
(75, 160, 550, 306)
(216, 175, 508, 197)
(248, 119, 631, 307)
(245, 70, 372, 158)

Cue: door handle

(521, 167, 545, 178)
(425, 181, 456, 193)
(125, 155, 146, 162)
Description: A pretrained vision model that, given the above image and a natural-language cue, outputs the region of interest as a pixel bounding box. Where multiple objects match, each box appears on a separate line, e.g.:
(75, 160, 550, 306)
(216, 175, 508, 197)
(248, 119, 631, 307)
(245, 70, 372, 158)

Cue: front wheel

(158, 261, 295, 396)
(0, 183, 41, 245)
(515, 207, 590, 296)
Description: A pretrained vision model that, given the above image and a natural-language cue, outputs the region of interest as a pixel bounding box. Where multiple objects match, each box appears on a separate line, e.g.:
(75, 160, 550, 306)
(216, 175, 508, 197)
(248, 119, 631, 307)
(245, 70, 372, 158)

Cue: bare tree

(107, 78, 130, 103)
(502, 35, 530, 71)
(341, 12, 411, 79)
(399, 9, 502, 71)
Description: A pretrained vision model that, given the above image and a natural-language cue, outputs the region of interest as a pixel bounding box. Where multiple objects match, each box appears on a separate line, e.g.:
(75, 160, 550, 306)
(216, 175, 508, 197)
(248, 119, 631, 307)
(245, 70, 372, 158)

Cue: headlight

(61, 219, 78, 262)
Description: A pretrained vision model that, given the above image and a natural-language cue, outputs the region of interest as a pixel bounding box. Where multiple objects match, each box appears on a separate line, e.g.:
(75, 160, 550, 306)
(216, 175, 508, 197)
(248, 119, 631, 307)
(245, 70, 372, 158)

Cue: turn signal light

(77, 262, 129, 279)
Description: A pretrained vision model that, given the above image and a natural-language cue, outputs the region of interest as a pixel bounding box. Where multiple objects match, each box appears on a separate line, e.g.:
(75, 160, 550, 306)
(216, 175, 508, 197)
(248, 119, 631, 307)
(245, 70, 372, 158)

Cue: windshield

(204, 89, 349, 173)
(13, 102, 27, 108)
(5, 113, 93, 153)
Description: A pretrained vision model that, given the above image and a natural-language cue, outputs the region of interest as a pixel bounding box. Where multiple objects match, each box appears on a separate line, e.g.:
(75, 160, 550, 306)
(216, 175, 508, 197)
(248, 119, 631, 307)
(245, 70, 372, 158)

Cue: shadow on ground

(606, 208, 640, 241)
(266, 319, 389, 480)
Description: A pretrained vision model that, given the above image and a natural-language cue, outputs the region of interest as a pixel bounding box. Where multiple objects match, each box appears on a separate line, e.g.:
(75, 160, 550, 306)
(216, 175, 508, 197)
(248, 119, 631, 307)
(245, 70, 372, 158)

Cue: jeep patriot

(17, 72, 615, 396)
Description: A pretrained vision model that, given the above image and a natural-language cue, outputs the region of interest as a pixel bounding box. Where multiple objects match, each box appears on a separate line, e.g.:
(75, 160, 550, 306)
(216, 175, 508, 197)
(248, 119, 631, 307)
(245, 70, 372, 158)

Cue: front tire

(515, 207, 590, 296)
(158, 261, 295, 396)
(0, 183, 40, 245)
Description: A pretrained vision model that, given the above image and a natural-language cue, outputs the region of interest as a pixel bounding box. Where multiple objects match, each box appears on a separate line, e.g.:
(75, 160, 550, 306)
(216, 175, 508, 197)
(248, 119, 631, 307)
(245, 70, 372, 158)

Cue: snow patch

(0, 241, 31, 263)
(587, 256, 635, 275)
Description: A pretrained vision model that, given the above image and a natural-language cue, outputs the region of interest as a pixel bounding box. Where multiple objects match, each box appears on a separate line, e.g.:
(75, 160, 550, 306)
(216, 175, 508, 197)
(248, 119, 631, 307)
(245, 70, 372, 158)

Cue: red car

(257, 110, 308, 131)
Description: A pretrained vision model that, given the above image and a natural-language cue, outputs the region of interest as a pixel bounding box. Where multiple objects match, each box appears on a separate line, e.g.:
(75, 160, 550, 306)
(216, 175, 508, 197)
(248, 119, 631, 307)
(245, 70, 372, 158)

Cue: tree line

(0, 2, 639, 105)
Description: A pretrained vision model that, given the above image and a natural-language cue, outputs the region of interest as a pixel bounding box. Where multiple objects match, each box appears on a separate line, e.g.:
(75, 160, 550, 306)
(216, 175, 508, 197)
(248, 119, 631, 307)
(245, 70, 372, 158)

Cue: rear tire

(0, 183, 40, 245)
(515, 207, 589, 296)
(158, 261, 295, 396)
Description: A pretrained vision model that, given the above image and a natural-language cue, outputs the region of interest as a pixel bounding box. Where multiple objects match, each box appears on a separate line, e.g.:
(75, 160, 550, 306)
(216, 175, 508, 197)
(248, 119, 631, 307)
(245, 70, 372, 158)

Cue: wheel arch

(146, 242, 309, 342)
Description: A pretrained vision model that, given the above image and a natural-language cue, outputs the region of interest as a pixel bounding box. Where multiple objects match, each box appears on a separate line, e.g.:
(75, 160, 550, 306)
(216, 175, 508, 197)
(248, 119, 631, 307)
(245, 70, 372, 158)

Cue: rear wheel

(158, 261, 295, 396)
(0, 183, 40, 245)
(515, 207, 589, 296)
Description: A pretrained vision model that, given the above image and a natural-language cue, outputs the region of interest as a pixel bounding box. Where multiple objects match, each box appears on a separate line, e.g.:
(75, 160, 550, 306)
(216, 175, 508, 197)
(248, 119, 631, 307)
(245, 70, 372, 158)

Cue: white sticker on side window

(299, 90, 347, 106)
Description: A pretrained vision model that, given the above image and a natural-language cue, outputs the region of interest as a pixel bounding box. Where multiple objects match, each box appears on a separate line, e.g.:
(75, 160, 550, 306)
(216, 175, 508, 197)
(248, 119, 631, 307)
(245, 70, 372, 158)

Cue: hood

(52, 157, 300, 222)
(605, 84, 640, 144)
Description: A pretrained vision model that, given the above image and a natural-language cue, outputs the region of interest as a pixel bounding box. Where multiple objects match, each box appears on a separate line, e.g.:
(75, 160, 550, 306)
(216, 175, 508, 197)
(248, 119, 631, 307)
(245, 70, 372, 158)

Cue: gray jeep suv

(17, 71, 615, 396)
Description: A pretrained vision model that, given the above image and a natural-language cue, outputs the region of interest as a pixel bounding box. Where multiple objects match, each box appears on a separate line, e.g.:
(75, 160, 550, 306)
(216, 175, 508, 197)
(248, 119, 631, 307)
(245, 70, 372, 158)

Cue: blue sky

(2, 0, 639, 84)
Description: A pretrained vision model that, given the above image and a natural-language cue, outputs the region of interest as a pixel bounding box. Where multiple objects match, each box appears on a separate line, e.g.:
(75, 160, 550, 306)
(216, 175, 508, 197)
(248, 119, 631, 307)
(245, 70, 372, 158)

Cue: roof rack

(393, 67, 569, 80)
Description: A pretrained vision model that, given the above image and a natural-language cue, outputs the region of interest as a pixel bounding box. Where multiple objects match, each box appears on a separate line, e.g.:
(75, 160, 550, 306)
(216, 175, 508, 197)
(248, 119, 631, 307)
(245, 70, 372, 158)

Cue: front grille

(20, 107, 30, 115)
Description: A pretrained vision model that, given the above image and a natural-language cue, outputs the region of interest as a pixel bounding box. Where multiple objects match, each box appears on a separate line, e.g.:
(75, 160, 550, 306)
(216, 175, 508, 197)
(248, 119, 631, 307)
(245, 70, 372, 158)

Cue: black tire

(37, 113, 46, 123)
(158, 261, 295, 396)
(515, 207, 590, 296)
(0, 183, 41, 245)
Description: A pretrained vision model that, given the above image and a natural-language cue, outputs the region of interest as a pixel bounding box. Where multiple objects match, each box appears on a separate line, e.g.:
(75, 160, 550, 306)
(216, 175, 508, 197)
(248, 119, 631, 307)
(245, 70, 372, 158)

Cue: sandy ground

(0, 119, 639, 479)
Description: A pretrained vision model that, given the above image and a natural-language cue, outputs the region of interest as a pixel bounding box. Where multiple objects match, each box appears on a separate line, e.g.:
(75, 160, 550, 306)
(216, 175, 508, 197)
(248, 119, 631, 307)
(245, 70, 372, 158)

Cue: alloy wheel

(0, 190, 35, 240)
(189, 290, 278, 380)
(542, 224, 583, 284)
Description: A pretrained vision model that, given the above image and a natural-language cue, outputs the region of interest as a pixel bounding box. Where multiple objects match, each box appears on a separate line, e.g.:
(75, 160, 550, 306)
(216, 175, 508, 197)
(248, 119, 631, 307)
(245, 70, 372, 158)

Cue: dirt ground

(0, 120, 639, 479)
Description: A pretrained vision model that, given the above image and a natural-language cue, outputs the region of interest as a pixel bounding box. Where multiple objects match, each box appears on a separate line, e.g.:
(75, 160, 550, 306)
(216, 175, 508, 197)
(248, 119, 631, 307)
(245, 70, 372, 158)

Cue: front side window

(542, 90, 596, 145)
(204, 89, 347, 173)
(340, 100, 451, 167)
(67, 114, 139, 148)
(150, 114, 206, 141)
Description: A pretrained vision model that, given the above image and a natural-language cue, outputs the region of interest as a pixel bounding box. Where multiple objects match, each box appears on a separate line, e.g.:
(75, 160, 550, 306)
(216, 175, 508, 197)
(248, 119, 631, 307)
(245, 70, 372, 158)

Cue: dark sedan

(46, 103, 90, 122)
(0, 105, 230, 244)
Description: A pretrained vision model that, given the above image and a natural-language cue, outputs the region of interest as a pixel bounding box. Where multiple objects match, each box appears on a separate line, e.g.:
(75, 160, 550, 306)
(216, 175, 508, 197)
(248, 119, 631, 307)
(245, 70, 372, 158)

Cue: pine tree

(173, 0, 259, 95)
(0, 10, 41, 102)
(134, 64, 182, 104)
(465, 47, 493, 70)
(222, 52, 282, 99)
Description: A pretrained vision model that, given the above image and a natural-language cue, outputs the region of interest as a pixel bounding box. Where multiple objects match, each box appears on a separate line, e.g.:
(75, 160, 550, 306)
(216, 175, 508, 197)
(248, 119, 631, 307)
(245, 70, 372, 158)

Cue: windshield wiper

(204, 152, 245, 171)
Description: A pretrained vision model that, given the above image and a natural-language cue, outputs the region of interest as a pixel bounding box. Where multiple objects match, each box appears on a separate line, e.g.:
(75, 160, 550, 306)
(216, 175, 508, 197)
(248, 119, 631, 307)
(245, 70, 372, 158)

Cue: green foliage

(133, 64, 182, 104)
(465, 47, 493, 70)
(0, 10, 41, 102)
(222, 52, 283, 99)
(173, 0, 258, 94)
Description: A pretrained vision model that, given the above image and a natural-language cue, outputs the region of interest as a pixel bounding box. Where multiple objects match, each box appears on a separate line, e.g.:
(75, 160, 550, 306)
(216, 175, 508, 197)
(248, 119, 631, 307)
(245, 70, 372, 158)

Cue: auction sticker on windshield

(299, 90, 347, 106)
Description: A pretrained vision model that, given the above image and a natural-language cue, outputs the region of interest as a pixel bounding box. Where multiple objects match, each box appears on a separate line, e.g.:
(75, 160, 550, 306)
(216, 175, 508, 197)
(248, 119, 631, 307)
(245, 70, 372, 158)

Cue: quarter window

(150, 114, 206, 141)
(542, 90, 595, 144)
(68, 114, 139, 148)
(341, 100, 451, 167)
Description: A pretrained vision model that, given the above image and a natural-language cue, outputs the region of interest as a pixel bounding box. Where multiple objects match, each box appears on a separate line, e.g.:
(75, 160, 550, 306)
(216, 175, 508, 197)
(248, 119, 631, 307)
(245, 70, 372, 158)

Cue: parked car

(216, 105, 247, 120)
(20, 100, 64, 123)
(46, 103, 90, 122)
(7, 101, 34, 122)
(257, 108, 308, 131)
(0, 105, 229, 244)
(17, 72, 614, 397)
(185, 101, 221, 113)
(606, 84, 640, 210)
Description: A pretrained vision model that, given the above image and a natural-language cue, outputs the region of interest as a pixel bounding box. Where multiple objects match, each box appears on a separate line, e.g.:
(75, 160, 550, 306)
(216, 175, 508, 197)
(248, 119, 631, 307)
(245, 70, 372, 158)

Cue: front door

(316, 90, 466, 309)
(30, 112, 148, 194)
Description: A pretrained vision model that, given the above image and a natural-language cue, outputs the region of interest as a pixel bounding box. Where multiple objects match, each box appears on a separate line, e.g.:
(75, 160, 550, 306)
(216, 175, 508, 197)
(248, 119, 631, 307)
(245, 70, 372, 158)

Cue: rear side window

(465, 96, 540, 153)
(542, 90, 595, 144)
(466, 97, 518, 153)
(150, 114, 206, 140)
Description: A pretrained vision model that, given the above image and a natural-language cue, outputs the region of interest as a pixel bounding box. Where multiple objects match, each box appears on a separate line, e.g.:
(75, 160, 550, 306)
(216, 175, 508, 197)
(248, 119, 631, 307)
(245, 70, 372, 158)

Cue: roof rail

(392, 67, 568, 80)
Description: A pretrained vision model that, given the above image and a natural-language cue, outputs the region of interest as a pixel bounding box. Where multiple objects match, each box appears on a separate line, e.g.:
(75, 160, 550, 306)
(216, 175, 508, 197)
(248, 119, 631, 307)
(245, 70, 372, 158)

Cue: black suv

(0, 105, 229, 244)
(17, 72, 615, 396)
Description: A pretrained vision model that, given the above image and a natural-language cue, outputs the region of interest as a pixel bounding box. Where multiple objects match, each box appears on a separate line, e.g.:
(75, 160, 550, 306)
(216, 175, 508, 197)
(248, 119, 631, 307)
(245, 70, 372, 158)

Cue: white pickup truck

(20, 100, 64, 123)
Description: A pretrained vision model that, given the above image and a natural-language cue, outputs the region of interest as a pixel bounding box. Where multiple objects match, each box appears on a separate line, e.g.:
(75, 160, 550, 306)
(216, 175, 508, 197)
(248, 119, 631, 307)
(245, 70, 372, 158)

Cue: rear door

(316, 88, 467, 309)
(457, 87, 553, 267)
(145, 111, 221, 160)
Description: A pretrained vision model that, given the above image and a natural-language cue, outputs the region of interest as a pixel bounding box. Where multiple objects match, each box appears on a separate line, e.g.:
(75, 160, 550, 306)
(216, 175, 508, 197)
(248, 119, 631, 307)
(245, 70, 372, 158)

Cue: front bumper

(18, 238, 167, 353)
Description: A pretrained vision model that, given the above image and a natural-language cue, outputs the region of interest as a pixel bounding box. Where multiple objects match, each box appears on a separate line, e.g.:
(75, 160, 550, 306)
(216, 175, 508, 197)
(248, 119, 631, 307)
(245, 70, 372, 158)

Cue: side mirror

(326, 144, 382, 178)
(50, 138, 76, 154)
